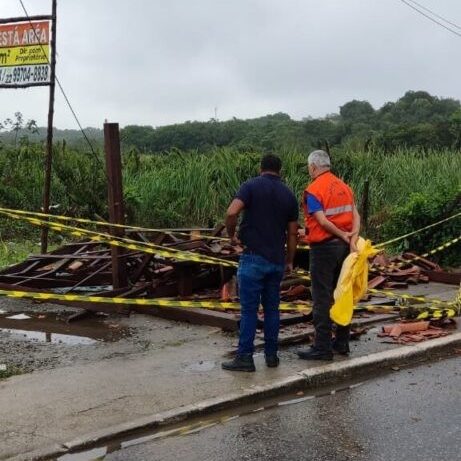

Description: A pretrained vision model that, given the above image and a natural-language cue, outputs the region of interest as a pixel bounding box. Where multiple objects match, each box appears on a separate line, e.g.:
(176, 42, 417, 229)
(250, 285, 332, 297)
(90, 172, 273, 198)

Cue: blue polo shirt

(236, 174, 299, 265)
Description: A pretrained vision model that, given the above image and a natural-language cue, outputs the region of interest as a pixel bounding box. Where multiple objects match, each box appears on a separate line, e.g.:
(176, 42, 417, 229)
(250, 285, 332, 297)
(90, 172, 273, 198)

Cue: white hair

(308, 150, 331, 168)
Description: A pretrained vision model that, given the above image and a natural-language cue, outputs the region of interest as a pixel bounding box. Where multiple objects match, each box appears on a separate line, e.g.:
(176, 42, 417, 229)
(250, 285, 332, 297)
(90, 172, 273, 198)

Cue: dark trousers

(310, 240, 350, 352)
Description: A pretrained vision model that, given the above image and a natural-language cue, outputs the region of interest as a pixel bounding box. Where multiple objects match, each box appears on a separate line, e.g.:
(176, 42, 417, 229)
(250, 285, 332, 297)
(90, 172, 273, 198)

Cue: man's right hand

(340, 231, 353, 244)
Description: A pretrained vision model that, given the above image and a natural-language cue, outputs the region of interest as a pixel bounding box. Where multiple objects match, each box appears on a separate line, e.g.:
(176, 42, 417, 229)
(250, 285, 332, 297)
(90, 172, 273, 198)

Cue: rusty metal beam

(423, 270, 461, 286)
(104, 122, 128, 290)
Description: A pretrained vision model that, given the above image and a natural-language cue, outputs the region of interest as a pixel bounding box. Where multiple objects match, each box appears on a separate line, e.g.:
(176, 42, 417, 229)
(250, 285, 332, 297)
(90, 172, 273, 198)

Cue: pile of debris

(378, 318, 456, 344)
(368, 252, 459, 289)
(0, 227, 457, 332)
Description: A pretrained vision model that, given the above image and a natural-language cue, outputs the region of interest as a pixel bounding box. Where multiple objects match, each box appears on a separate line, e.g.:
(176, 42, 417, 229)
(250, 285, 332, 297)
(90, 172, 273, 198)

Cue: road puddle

(0, 311, 130, 345)
(54, 380, 366, 460)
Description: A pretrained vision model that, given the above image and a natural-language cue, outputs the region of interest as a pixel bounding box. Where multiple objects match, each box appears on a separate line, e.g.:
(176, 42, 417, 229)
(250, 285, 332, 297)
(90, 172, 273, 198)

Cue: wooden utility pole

(40, 0, 57, 253)
(104, 122, 128, 289)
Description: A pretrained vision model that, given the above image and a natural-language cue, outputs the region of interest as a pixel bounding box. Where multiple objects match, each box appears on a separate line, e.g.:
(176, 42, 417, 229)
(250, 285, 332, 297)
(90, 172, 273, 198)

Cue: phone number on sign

(0, 65, 50, 84)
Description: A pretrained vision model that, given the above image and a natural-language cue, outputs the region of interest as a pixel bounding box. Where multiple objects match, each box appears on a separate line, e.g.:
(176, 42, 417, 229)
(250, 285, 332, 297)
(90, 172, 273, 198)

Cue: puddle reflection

(0, 311, 130, 345)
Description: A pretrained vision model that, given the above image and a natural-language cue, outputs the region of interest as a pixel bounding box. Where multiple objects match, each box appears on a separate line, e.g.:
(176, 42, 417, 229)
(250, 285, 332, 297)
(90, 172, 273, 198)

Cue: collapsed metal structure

(0, 123, 458, 333)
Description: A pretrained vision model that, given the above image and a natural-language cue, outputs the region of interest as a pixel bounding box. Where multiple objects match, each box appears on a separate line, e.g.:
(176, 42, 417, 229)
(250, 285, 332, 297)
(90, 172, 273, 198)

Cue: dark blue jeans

(237, 253, 285, 356)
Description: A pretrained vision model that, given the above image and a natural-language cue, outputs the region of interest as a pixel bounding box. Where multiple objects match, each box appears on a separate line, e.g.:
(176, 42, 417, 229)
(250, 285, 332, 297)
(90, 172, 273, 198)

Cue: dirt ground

(0, 296, 235, 374)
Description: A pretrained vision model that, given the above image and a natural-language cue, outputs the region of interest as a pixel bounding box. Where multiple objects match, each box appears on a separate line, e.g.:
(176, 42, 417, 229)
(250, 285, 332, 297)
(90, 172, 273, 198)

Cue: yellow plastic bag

(330, 237, 379, 326)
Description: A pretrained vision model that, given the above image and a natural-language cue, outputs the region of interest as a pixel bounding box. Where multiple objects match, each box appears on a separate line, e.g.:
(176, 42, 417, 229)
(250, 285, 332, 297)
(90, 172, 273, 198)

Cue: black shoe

(297, 347, 333, 361)
(265, 354, 280, 368)
(332, 342, 350, 356)
(222, 354, 256, 372)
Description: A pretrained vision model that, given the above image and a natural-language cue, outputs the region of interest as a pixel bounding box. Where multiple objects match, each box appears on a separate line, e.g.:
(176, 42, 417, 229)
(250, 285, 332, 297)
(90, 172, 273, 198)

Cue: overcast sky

(1, 0, 460, 129)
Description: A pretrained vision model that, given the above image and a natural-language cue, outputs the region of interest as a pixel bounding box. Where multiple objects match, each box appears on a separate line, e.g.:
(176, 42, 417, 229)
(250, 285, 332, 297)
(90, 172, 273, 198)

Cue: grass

(0, 364, 23, 380)
(0, 240, 39, 267)
(0, 239, 64, 267)
(0, 143, 459, 265)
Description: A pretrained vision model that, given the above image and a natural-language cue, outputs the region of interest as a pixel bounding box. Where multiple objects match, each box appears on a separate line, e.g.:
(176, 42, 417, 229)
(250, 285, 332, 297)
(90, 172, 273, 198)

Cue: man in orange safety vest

(297, 150, 361, 361)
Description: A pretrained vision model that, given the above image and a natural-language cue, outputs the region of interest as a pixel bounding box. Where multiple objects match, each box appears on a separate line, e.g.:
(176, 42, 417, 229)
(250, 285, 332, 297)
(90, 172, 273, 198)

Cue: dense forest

(1, 90, 461, 153)
(120, 90, 461, 153)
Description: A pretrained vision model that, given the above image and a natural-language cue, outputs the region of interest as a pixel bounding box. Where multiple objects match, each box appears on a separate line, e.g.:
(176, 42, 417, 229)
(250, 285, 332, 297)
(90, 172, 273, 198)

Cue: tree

(1, 112, 38, 147)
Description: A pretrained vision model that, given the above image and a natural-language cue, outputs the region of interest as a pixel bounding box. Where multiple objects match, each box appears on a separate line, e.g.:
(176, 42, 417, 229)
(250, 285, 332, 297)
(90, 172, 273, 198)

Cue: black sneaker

(332, 342, 350, 356)
(222, 354, 256, 372)
(297, 347, 333, 361)
(265, 354, 280, 368)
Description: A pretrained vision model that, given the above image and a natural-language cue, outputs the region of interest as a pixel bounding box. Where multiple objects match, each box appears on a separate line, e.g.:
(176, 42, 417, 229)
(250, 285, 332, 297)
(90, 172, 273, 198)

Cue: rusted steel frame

(7, 261, 43, 277)
(28, 254, 113, 260)
(104, 122, 128, 290)
(132, 305, 239, 331)
(14, 258, 77, 286)
(14, 243, 91, 286)
(128, 232, 166, 284)
(62, 262, 112, 294)
(163, 240, 205, 251)
(423, 270, 461, 285)
(125, 228, 213, 235)
(0, 282, 120, 314)
(0, 276, 85, 288)
(0, 15, 52, 24)
(130, 255, 154, 283)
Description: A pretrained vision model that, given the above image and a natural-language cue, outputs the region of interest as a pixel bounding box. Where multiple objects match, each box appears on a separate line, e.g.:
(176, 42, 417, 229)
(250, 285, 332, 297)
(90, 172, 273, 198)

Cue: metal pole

(361, 179, 370, 235)
(104, 122, 128, 289)
(40, 0, 57, 253)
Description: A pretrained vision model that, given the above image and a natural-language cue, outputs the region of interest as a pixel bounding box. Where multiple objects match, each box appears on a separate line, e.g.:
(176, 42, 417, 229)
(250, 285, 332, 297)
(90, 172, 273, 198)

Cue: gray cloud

(1, 0, 460, 129)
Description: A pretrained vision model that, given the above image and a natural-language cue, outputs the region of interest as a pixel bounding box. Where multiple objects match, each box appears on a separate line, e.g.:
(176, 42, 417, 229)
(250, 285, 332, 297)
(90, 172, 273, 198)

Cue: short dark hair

(260, 154, 282, 173)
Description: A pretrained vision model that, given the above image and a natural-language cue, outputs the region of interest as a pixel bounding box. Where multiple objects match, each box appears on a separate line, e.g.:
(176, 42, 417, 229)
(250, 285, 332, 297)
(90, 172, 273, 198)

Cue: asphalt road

(66, 356, 461, 461)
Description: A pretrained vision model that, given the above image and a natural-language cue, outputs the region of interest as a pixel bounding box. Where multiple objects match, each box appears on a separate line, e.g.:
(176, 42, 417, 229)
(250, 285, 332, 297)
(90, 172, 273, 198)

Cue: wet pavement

(0, 310, 130, 345)
(0, 282, 458, 460)
(77, 356, 461, 461)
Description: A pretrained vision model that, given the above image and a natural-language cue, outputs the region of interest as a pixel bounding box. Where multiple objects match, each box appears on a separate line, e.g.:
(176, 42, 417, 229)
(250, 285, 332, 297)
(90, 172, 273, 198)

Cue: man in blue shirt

(222, 154, 299, 372)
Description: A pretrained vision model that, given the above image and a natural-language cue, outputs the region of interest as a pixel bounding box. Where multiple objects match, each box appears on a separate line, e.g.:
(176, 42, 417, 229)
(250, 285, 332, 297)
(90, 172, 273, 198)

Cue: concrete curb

(11, 332, 461, 461)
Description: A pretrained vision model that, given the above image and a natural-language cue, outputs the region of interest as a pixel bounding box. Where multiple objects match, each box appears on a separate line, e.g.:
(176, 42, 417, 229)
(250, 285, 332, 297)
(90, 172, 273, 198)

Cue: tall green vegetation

(0, 142, 459, 264)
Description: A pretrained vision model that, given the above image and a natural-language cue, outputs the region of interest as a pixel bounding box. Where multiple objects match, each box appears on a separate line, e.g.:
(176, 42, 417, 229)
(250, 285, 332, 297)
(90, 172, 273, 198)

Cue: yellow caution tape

(0, 209, 315, 280)
(0, 206, 230, 242)
(0, 287, 313, 312)
(0, 210, 238, 268)
(368, 288, 455, 307)
(0, 284, 451, 315)
(376, 211, 461, 248)
(1, 206, 459, 251)
(416, 308, 456, 320)
(372, 235, 461, 273)
(0, 205, 312, 249)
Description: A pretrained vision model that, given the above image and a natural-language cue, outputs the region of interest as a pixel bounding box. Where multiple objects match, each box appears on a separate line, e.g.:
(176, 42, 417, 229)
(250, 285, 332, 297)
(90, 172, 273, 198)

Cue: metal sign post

(40, 0, 57, 253)
(0, 1, 57, 253)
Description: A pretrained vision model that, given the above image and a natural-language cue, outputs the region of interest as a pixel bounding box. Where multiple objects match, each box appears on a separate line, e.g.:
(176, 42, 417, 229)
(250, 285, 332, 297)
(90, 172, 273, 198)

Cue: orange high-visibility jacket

(303, 171, 354, 244)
